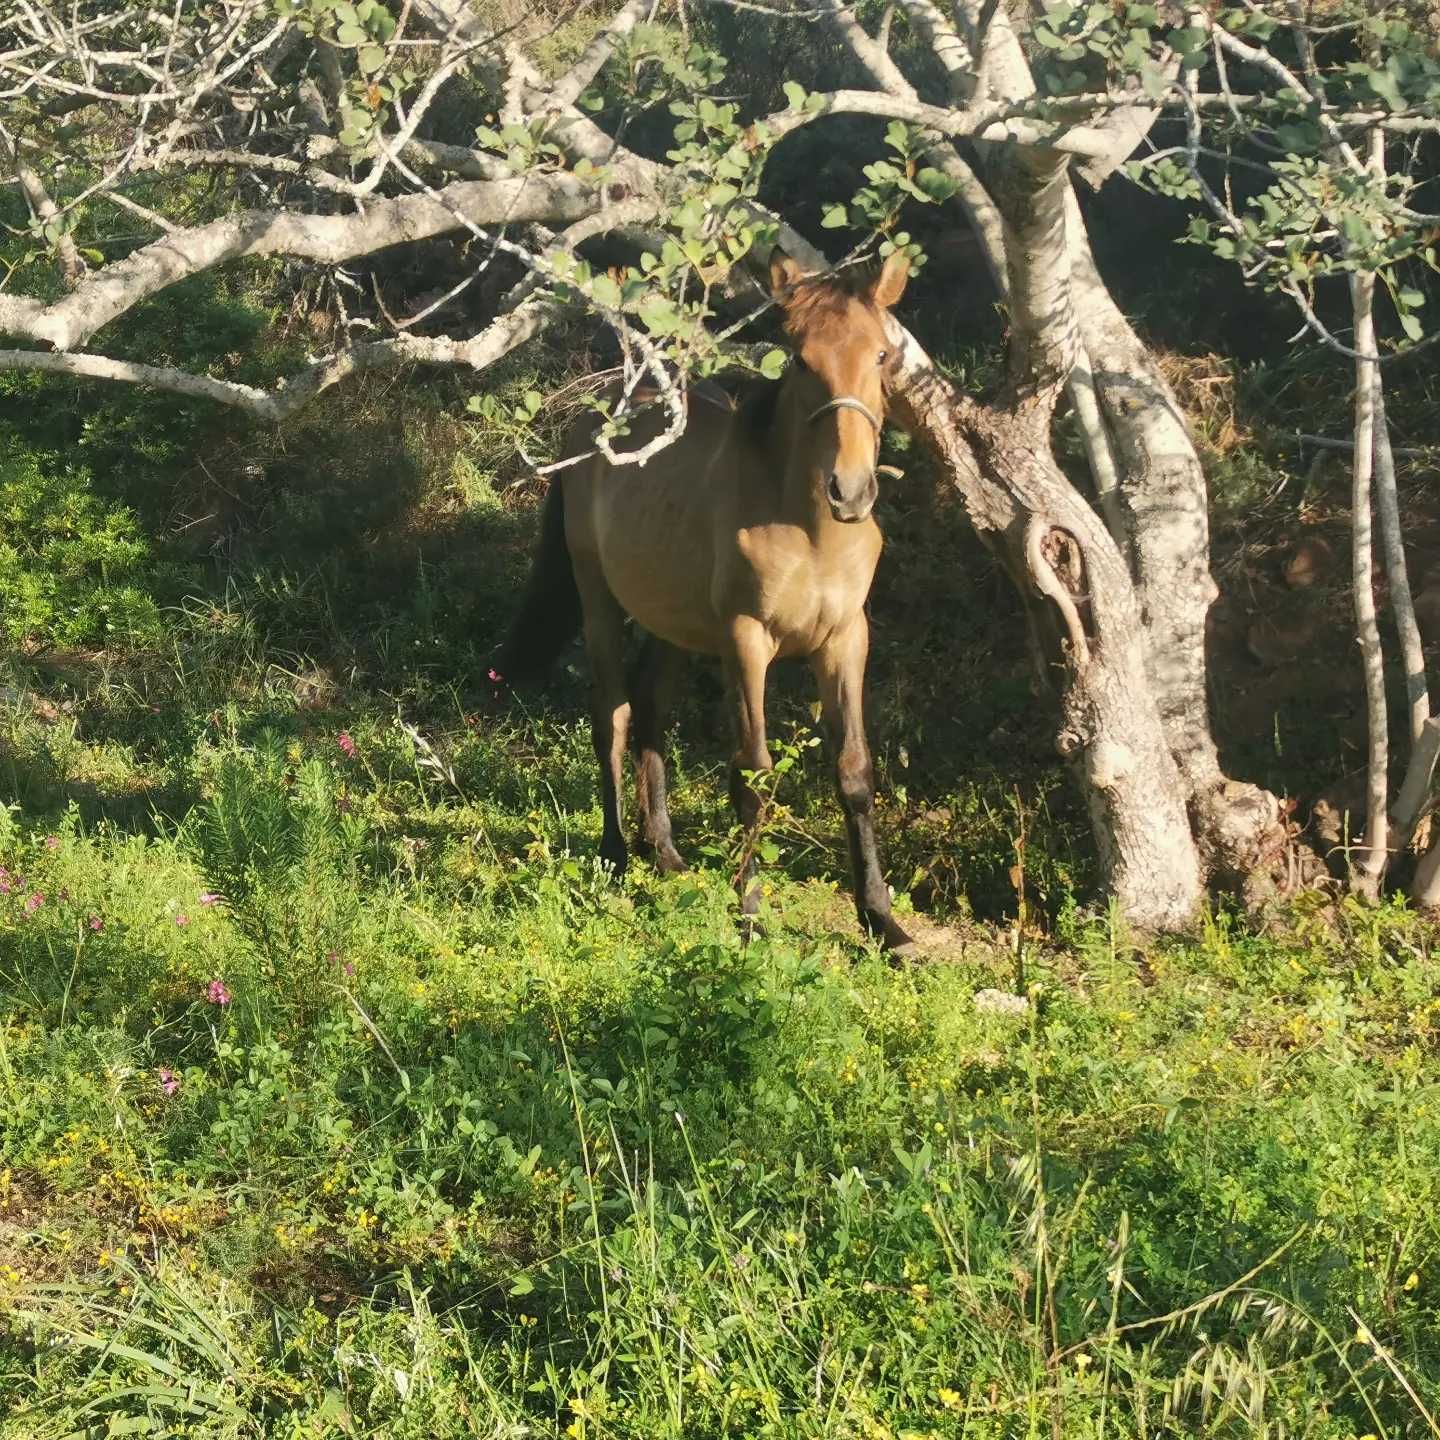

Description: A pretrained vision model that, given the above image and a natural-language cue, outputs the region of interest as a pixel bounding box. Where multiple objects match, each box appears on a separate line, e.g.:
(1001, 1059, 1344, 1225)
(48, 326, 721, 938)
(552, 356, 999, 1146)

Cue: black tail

(493, 481, 582, 685)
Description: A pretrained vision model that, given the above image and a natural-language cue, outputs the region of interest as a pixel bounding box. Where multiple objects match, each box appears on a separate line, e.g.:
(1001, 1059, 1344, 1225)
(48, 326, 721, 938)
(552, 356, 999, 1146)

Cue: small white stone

(974, 988, 1029, 1017)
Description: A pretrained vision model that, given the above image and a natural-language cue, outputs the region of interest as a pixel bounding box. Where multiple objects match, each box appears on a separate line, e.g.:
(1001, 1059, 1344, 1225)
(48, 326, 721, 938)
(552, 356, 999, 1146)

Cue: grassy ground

(4, 666, 1440, 1439)
(4, 236, 1440, 1437)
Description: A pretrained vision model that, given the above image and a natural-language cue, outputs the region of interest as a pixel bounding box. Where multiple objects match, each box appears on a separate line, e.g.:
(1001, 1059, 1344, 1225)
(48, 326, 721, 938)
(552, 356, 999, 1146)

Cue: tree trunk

(889, 142, 1203, 931)
(891, 356, 1205, 931)
(1065, 215, 1294, 899)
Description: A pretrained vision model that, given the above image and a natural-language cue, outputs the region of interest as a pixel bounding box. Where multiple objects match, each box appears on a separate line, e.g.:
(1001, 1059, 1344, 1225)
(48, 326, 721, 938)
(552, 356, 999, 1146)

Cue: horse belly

(592, 486, 728, 654)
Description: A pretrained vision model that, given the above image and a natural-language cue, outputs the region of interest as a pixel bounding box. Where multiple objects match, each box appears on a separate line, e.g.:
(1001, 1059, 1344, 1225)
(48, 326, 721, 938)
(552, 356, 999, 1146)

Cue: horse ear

(770, 247, 805, 302)
(870, 251, 910, 308)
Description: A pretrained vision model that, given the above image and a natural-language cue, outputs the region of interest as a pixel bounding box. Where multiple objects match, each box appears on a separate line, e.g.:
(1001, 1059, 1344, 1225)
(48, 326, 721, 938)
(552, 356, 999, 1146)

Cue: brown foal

(498, 248, 914, 954)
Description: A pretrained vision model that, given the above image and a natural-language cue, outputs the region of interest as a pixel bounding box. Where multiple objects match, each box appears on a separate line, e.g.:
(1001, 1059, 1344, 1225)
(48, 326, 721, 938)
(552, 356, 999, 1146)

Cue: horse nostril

(827, 474, 844, 506)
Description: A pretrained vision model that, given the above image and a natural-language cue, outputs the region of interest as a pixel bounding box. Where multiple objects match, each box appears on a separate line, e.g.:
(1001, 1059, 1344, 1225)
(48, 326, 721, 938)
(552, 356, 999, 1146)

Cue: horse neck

(773, 380, 841, 539)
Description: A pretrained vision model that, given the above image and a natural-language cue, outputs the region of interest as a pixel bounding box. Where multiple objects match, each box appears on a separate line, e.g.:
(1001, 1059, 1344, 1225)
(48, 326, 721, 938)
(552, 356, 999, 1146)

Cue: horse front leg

(724, 622, 775, 935)
(811, 617, 915, 956)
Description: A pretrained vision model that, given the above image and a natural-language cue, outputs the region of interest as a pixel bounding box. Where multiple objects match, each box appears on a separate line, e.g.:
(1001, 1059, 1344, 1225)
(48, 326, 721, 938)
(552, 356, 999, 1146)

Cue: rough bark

(887, 132, 1205, 930)
(1066, 220, 1291, 895)
(930, 0, 1293, 900)
(891, 344, 1204, 931)
(1349, 266, 1389, 897)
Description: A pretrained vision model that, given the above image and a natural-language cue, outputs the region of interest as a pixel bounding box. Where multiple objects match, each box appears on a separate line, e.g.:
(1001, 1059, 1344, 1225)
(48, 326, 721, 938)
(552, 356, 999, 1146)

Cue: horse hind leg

(629, 635, 686, 874)
(576, 561, 631, 876)
(724, 625, 775, 938)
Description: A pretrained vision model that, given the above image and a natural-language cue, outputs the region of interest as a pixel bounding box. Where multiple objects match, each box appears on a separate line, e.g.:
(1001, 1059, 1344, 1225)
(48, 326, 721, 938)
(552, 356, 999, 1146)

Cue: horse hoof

(865, 912, 916, 957)
(654, 846, 686, 875)
(632, 836, 685, 874)
(599, 843, 628, 877)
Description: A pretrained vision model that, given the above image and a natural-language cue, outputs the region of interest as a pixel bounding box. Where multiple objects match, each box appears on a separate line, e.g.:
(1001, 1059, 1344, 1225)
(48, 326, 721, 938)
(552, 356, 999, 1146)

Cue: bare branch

(546, 0, 652, 114)
(0, 295, 561, 422)
(820, 1, 1008, 293)
(0, 120, 83, 284)
(0, 170, 649, 351)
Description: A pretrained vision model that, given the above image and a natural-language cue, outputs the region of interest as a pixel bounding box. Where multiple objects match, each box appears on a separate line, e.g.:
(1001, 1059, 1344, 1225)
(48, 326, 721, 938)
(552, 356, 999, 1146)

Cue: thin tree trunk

(1372, 384, 1429, 754)
(1350, 265, 1389, 897)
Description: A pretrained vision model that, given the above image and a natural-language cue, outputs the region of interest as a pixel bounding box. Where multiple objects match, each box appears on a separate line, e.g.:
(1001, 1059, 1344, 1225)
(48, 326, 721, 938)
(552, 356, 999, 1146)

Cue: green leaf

(508, 1273, 535, 1296)
(638, 296, 678, 334)
(759, 348, 787, 379)
(335, 21, 367, 44)
(1400, 310, 1424, 341)
(914, 166, 959, 202)
(782, 80, 807, 111)
(590, 275, 622, 308)
(1366, 66, 1405, 111)
(820, 204, 849, 228)
(357, 44, 385, 73)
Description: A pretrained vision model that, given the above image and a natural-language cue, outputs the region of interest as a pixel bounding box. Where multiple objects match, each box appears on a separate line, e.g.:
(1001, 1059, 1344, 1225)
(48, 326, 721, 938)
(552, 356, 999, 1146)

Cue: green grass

(4, 627, 1440, 1437)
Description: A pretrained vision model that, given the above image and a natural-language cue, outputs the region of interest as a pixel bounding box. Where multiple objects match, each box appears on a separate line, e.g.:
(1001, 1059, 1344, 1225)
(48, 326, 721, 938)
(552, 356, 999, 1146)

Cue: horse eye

(877, 349, 888, 365)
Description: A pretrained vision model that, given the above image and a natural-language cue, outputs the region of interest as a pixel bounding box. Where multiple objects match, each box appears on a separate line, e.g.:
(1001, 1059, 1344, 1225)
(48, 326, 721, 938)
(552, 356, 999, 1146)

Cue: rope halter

(806, 394, 883, 435)
(804, 395, 904, 481)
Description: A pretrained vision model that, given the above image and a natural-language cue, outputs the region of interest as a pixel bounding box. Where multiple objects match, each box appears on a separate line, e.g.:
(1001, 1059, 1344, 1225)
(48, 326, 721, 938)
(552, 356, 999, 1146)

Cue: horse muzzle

(826, 471, 877, 524)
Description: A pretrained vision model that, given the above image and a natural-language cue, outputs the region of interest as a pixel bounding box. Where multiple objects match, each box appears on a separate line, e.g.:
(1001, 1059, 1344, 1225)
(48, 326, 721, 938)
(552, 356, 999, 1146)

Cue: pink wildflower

(337, 730, 357, 759)
(88, 915, 104, 932)
(24, 893, 43, 914)
(158, 1068, 180, 1097)
(175, 913, 190, 927)
(206, 979, 232, 1006)
(199, 892, 220, 907)
(44, 835, 59, 851)
(327, 949, 358, 978)
(487, 667, 505, 684)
